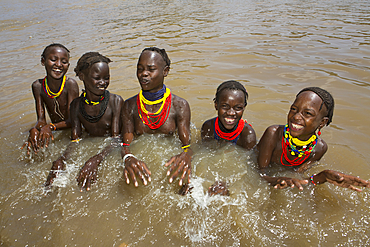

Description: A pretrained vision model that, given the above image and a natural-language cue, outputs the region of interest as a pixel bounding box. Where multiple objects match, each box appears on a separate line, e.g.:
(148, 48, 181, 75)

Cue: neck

(142, 85, 166, 101)
(84, 90, 104, 102)
(217, 117, 239, 133)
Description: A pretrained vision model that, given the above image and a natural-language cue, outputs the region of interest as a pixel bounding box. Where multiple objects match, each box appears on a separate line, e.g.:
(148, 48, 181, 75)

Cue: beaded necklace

(281, 124, 317, 166)
(79, 90, 110, 123)
(214, 117, 247, 142)
(137, 87, 172, 129)
(82, 91, 105, 105)
(42, 75, 66, 99)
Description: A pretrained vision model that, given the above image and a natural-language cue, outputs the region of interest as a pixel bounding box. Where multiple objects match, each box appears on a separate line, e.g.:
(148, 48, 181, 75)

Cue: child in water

(258, 87, 370, 191)
(22, 43, 79, 154)
(45, 52, 123, 191)
(201, 80, 256, 150)
(121, 47, 192, 188)
(200, 80, 256, 196)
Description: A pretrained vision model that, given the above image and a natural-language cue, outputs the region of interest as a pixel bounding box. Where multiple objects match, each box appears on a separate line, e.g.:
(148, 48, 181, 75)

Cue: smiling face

(136, 50, 169, 93)
(215, 89, 246, 130)
(80, 62, 110, 97)
(288, 91, 329, 140)
(41, 46, 70, 80)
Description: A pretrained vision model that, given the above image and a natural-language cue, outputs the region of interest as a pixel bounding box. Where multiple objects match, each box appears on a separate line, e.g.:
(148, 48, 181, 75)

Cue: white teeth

(225, 118, 235, 124)
(292, 123, 303, 130)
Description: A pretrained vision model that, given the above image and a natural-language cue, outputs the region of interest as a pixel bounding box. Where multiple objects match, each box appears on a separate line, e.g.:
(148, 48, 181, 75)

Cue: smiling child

(258, 87, 370, 191)
(121, 47, 192, 188)
(201, 80, 256, 150)
(22, 43, 79, 154)
(45, 52, 123, 191)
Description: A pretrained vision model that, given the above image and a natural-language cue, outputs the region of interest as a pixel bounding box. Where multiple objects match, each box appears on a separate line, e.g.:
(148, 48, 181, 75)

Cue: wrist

(122, 154, 137, 165)
(49, 123, 56, 131)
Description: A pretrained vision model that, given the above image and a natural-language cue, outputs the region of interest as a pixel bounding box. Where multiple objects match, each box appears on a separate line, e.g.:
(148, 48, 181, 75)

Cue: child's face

(41, 47, 70, 80)
(215, 89, 246, 130)
(287, 91, 328, 140)
(137, 50, 169, 93)
(80, 62, 110, 96)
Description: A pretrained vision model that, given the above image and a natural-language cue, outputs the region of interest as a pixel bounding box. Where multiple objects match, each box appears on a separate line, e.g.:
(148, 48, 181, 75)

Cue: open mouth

(291, 123, 304, 131)
(224, 117, 236, 125)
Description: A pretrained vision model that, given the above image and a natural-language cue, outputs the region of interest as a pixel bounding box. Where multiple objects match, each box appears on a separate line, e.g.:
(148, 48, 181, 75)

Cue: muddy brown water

(1, 0, 370, 246)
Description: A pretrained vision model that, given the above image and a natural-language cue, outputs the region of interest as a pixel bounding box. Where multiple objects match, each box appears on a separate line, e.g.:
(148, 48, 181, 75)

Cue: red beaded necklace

(280, 125, 317, 166)
(214, 117, 246, 141)
(136, 91, 172, 129)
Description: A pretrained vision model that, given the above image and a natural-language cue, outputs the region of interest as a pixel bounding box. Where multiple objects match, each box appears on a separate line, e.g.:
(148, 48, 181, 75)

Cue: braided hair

(141, 47, 171, 68)
(74, 52, 112, 76)
(297, 87, 334, 126)
(213, 80, 249, 106)
(41, 43, 70, 59)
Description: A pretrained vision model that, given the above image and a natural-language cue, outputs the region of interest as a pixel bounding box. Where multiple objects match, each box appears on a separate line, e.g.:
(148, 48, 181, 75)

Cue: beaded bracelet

(49, 123, 56, 131)
(182, 144, 190, 153)
(71, 138, 82, 143)
(310, 174, 317, 186)
(120, 143, 130, 147)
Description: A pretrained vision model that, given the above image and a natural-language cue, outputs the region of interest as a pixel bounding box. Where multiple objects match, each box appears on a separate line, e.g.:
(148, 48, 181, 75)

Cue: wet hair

(74, 52, 112, 76)
(213, 80, 249, 106)
(41, 43, 70, 59)
(141, 47, 171, 68)
(297, 87, 334, 126)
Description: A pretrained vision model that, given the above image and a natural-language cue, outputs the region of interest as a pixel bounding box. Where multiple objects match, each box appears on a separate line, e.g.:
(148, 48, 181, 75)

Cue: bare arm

(165, 97, 192, 186)
(121, 97, 151, 187)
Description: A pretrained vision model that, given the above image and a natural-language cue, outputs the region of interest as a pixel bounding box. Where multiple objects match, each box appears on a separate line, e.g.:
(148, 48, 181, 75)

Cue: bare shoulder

(110, 92, 124, 103)
(65, 77, 79, 90)
(31, 79, 42, 91)
(257, 124, 283, 149)
(171, 94, 190, 110)
(314, 136, 328, 159)
(201, 118, 216, 139)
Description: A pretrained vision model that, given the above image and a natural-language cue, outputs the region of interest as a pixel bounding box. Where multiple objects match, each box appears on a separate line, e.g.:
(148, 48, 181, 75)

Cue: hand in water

(45, 158, 65, 187)
(76, 155, 101, 191)
(21, 128, 39, 155)
(38, 124, 54, 149)
(165, 151, 191, 186)
(315, 170, 370, 192)
(123, 156, 151, 187)
(263, 175, 308, 191)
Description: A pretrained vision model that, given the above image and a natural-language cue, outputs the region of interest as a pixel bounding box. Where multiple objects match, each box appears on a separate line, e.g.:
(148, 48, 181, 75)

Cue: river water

(1, 0, 370, 246)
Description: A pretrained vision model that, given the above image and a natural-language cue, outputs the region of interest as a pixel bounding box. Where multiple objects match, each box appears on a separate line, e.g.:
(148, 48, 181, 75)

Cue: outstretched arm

(22, 80, 47, 154)
(121, 98, 151, 187)
(310, 170, 370, 192)
(165, 98, 192, 186)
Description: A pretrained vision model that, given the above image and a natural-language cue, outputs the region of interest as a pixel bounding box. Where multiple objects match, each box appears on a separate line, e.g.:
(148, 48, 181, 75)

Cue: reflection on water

(1, 0, 370, 246)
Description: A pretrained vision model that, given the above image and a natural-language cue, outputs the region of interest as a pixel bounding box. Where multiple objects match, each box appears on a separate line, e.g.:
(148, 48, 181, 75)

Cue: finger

(179, 165, 189, 186)
(169, 161, 185, 183)
(140, 162, 152, 178)
(134, 166, 147, 186)
(293, 180, 304, 191)
(80, 178, 87, 192)
(165, 156, 176, 167)
(21, 142, 27, 150)
(187, 166, 191, 184)
(127, 166, 138, 187)
(124, 169, 130, 184)
(51, 133, 54, 141)
(348, 185, 362, 192)
(86, 178, 91, 191)
(45, 136, 50, 148)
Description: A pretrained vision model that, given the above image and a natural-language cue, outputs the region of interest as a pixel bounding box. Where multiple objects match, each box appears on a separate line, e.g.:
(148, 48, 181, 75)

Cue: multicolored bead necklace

(42, 75, 66, 99)
(214, 117, 247, 142)
(281, 124, 317, 166)
(137, 87, 172, 129)
(82, 91, 105, 105)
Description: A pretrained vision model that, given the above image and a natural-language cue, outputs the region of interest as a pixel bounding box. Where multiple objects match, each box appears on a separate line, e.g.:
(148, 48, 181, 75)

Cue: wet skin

(45, 61, 124, 191)
(257, 91, 370, 191)
(201, 89, 256, 150)
(121, 50, 192, 188)
(208, 181, 230, 196)
(22, 46, 79, 154)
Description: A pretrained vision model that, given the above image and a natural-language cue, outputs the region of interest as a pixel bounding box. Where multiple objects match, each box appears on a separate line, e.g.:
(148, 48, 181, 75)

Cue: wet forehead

(294, 91, 323, 110)
(45, 46, 69, 58)
(219, 89, 245, 104)
(138, 50, 165, 67)
(88, 62, 109, 74)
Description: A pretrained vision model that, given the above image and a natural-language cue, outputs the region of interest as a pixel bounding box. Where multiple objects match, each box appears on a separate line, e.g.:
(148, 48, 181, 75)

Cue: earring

(317, 129, 322, 136)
